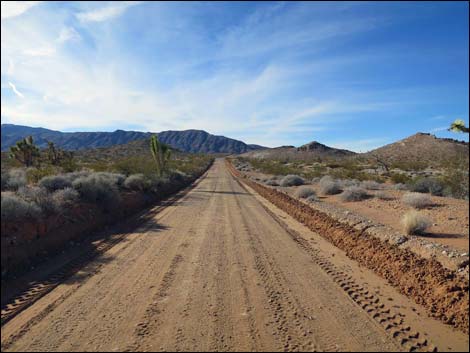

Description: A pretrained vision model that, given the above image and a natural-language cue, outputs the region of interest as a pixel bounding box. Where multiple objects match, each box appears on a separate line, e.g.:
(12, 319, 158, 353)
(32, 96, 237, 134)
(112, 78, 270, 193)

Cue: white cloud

(76, 1, 142, 23)
(8, 82, 24, 98)
(57, 27, 81, 43)
(1, 1, 42, 19)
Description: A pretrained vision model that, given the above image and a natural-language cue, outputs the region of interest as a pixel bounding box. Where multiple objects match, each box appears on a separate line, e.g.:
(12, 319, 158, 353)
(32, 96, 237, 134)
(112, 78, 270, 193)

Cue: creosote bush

(401, 210, 431, 235)
(294, 186, 316, 199)
(319, 175, 341, 195)
(339, 186, 368, 202)
(402, 192, 433, 209)
(280, 174, 304, 187)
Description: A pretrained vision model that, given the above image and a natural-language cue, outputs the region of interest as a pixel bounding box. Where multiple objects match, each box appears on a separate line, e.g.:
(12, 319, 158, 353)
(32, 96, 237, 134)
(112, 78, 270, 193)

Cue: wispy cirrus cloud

(76, 1, 142, 23)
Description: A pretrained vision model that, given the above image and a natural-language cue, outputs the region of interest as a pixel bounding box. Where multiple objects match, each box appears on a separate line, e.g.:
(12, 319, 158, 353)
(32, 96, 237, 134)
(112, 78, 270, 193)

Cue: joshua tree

(448, 119, 469, 133)
(46, 141, 59, 164)
(150, 135, 171, 176)
(9, 136, 40, 167)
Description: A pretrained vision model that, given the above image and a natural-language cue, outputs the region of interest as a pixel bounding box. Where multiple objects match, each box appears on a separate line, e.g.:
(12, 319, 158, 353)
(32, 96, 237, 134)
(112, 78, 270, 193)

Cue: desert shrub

(17, 186, 59, 215)
(374, 191, 392, 200)
(401, 210, 431, 235)
(402, 192, 433, 209)
(294, 186, 316, 199)
(94, 172, 125, 187)
(25, 166, 57, 184)
(265, 179, 279, 186)
(4, 169, 27, 191)
(306, 194, 319, 202)
(319, 175, 341, 195)
(124, 174, 147, 191)
(410, 177, 444, 196)
(338, 179, 360, 188)
(1, 192, 41, 222)
(52, 187, 79, 207)
(311, 177, 321, 184)
(340, 186, 368, 202)
(390, 172, 412, 184)
(39, 175, 72, 192)
(72, 173, 121, 210)
(280, 175, 304, 187)
(1, 171, 10, 191)
(360, 180, 382, 190)
(393, 183, 409, 191)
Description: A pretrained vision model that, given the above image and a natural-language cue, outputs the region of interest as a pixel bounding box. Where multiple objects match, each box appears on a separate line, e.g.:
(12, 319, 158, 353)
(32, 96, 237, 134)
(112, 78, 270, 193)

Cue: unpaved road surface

(1, 159, 468, 352)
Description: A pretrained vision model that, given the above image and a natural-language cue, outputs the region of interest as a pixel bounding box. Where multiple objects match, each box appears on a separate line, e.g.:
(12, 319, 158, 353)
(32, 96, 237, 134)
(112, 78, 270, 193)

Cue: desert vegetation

(1, 136, 213, 277)
(401, 210, 432, 235)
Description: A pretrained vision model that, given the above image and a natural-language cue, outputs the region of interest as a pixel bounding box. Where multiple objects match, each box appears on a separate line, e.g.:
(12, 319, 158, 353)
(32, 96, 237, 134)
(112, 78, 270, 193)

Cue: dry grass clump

(280, 175, 304, 187)
(401, 210, 431, 235)
(319, 175, 341, 195)
(294, 186, 316, 199)
(339, 186, 368, 202)
(402, 192, 433, 209)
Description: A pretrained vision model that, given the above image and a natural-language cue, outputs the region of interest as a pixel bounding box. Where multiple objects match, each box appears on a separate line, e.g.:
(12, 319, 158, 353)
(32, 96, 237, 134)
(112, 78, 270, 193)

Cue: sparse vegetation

(319, 176, 341, 195)
(294, 186, 316, 199)
(374, 191, 392, 200)
(360, 180, 382, 190)
(402, 192, 433, 209)
(339, 186, 368, 202)
(401, 210, 431, 235)
(280, 174, 304, 187)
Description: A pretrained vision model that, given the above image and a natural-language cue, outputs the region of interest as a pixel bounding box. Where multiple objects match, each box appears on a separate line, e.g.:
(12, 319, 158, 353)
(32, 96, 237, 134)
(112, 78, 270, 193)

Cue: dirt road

(1, 159, 468, 352)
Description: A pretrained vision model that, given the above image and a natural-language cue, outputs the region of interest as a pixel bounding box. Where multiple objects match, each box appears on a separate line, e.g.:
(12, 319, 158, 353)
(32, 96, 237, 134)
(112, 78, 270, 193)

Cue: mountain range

(1, 124, 263, 154)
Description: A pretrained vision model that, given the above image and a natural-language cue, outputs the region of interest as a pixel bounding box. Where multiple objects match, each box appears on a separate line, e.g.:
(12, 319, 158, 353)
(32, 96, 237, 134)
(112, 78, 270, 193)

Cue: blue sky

(1, 1, 468, 151)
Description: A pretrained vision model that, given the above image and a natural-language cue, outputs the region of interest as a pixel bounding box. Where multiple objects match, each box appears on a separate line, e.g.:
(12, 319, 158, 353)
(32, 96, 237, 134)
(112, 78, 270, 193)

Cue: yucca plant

(9, 136, 40, 167)
(150, 135, 171, 177)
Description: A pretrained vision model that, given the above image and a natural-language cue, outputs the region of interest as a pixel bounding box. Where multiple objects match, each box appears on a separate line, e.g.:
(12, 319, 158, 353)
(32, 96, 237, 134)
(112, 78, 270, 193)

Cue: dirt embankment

(1, 163, 213, 279)
(227, 160, 469, 334)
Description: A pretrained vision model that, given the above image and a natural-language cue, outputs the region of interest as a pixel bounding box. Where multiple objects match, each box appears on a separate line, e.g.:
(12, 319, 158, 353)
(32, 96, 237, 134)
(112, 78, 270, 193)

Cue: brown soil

(230, 164, 469, 334)
(316, 188, 469, 252)
(1, 159, 468, 352)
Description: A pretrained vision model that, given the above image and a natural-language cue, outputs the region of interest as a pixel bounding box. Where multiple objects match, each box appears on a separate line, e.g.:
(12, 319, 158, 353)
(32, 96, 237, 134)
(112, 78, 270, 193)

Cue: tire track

(232, 168, 437, 352)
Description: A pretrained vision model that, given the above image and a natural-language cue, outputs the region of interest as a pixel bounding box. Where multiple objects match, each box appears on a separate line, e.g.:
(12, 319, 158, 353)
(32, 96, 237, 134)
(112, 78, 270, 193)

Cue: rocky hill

(1, 124, 263, 154)
(364, 133, 469, 167)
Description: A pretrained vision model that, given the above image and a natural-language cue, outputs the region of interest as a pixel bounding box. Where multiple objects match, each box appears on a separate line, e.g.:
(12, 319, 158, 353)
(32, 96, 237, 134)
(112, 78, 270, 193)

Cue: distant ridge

(1, 124, 265, 154)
